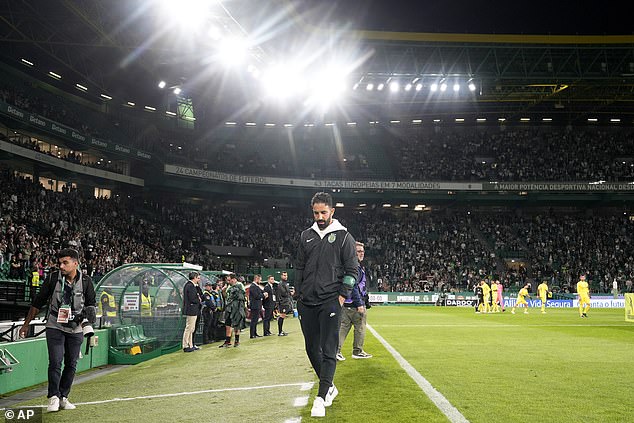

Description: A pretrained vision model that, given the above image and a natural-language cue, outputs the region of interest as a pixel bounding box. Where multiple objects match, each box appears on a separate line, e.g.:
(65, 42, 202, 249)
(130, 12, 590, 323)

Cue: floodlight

(389, 81, 399, 92)
(453, 83, 460, 92)
(430, 83, 438, 92)
(415, 83, 423, 91)
(217, 37, 249, 66)
(158, 81, 166, 89)
(377, 83, 385, 91)
(405, 83, 412, 91)
(173, 87, 182, 95)
(468, 82, 476, 91)
(366, 83, 374, 91)
(440, 83, 447, 92)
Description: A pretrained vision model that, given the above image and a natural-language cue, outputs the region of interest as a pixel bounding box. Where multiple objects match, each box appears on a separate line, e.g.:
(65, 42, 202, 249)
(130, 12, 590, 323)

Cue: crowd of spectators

(2, 166, 633, 295)
(390, 127, 634, 182)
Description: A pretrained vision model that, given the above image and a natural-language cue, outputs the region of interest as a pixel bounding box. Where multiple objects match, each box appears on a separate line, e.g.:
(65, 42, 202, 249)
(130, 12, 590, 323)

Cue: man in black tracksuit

(295, 192, 358, 418)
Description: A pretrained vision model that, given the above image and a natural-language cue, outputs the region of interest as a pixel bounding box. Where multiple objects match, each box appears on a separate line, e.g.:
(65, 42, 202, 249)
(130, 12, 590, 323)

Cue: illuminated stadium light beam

(415, 83, 423, 91)
(217, 37, 250, 66)
(405, 83, 412, 91)
(468, 82, 477, 91)
(453, 83, 460, 92)
(430, 83, 438, 92)
(377, 83, 385, 91)
(173, 87, 182, 95)
(389, 81, 400, 92)
(261, 63, 304, 100)
(366, 83, 374, 91)
(440, 83, 447, 92)
(158, 80, 166, 89)
(159, 0, 210, 29)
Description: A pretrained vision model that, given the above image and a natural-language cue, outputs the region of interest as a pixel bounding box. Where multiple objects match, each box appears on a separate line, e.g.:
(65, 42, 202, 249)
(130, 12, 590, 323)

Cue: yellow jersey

(537, 282, 549, 298)
(577, 281, 590, 297)
(482, 282, 491, 296)
(518, 288, 529, 299)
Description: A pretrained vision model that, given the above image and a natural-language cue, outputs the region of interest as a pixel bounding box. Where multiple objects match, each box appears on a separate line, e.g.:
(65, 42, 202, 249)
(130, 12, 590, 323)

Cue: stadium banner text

(0, 100, 152, 161)
(165, 164, 634, 192)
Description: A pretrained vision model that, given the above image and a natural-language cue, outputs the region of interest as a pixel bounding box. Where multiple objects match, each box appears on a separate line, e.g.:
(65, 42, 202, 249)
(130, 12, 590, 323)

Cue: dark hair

(57, 248, 79, 261)
(311, 192, 333, 208)
(188, 271, 200, 280)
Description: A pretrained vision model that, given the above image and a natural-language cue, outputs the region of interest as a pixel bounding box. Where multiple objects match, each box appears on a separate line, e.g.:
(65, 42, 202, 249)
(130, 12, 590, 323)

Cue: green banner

(0, 100, 152, 161)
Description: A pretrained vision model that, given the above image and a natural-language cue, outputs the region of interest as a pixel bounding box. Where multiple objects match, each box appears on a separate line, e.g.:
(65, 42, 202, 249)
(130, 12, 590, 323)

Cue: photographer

(19, 248, 96, 412)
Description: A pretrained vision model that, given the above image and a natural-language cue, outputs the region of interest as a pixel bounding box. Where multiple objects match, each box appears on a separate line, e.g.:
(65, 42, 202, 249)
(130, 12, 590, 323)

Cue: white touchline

(18, 382, 314, 409)
(367, 324, 470, 423)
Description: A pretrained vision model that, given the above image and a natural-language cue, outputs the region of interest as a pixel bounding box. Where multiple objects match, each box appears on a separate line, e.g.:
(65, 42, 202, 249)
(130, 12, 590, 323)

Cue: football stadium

(1, 1, 633, 422)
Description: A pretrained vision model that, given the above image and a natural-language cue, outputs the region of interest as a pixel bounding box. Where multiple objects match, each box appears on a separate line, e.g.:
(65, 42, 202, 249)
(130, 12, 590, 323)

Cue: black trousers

(250, 308, 260, 337)
(202, 310, 214, 343)
(46, 328, 84, 399)
(297, 297, 342, 399)
(263, 307, 275, 335)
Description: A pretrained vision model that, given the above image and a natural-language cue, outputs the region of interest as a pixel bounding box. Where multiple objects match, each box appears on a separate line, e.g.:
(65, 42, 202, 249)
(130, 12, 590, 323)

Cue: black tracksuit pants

(297, 297, 342, 399)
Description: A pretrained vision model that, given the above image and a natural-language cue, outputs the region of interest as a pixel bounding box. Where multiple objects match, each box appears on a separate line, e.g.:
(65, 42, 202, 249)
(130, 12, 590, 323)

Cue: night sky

(291, 0, 633, 35)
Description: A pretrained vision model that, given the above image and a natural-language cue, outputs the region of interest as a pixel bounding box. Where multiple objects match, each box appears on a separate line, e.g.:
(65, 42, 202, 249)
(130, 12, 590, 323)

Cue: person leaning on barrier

(19, 248, 97, 413)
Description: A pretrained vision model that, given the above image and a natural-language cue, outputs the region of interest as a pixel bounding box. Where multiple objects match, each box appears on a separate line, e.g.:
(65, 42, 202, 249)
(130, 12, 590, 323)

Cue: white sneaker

(47, 396, 60, 412)
(60, 397, 76, 410)
(511, 310, 515, 314)
(336, 352, 345, 361)
(311, 396, 326, 417)
(324, 384, 338, 407)
(352, 351, 373, 359)
(524, 311, 529, 314)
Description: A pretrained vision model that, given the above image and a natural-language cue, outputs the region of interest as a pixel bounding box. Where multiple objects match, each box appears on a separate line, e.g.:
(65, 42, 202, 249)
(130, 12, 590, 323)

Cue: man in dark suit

(262, 275, 277, 336)
(182, 271, 202, 352)
(248, 274, 264, 338)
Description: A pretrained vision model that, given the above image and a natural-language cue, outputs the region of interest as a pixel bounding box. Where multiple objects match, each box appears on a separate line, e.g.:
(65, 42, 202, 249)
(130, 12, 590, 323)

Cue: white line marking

(293, 396, 309, 407)
(16, 382, 314, 409)
(367, 324, 470, 423)
(300, 383, 314, 391)
(284, 418, 302, 423)
(373, 324, 632, 328)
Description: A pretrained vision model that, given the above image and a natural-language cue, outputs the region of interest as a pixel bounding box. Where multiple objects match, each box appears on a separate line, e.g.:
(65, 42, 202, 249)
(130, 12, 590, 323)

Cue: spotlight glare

(377, 83, 385, 91)
(366, 83, 374, 91)
(217, 37, 249, 66)
(440, 83, 447, 92)
(389, 81, 399, 92)
(405, 83, 412, 91)
(430, 83, 438, 92)
(415, 83, 423, 91)
(468, 82, 476, 91)
(173, 87, 182, 95)
(453, 83, 460, 92)
(158, 81, 166, 89)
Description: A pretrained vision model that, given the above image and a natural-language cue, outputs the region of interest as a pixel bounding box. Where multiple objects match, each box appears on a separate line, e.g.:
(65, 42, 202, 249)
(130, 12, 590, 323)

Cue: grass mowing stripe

(367, 323, 470, 423)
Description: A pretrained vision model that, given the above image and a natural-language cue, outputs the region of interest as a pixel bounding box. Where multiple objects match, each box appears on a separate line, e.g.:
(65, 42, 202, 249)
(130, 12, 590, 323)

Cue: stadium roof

(2, 0, 634, 123)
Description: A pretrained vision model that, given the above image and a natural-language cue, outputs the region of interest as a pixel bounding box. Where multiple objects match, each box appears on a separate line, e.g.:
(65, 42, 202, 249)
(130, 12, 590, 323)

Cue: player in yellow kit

(577, 275, 591, 318)
(511, 284, 531, 314)
(490, 280, 500, 312)
(537, 280, 551, 314)
(480, 280, 491, 313)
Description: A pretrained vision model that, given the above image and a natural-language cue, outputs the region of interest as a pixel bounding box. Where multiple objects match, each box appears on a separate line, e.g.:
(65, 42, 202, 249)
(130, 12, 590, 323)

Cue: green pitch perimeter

(7, 307, 633, 422)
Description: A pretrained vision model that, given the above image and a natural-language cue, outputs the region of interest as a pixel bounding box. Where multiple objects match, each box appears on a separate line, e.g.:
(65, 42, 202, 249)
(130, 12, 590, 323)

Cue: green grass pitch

(9, 306, 633, 422)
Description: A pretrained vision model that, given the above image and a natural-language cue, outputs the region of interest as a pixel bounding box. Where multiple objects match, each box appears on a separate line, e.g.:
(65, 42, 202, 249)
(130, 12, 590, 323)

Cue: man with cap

(19, 248, 97, 412)
(201, 281, 216, 344)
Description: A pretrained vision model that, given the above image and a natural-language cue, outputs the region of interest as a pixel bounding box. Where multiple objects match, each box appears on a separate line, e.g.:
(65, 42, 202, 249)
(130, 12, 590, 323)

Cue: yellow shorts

(515, 298, 527, 306)
(579, 295, 591, 305)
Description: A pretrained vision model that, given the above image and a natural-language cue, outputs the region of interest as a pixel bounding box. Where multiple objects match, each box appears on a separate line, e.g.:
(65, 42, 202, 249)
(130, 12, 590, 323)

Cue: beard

(316, 218, 331, 230)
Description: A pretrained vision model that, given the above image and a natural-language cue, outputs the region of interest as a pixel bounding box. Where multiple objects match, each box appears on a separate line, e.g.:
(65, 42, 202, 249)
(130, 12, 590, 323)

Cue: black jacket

(249, 283, 264, 311)
(263, 283, 276, 310)
(182, 281, 201, 316)
(295, 219, 358, 306)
